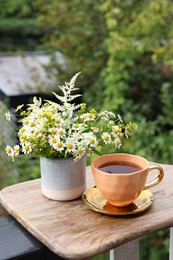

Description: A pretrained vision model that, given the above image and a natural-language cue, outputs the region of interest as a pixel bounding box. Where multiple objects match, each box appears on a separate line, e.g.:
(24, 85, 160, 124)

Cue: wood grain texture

(0, 164, 173, 259)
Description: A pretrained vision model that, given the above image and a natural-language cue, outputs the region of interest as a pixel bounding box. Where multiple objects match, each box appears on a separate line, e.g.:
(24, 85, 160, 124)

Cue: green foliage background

(0, 0, 173, 259)
(36, 0, 173, 165)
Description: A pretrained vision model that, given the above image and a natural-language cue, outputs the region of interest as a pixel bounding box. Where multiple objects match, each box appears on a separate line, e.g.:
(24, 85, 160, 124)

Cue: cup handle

(143, 165, 164, 190)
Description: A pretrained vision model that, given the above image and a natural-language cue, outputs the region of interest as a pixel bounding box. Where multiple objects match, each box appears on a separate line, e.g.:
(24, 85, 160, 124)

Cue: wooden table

(0, 163, 173, 260)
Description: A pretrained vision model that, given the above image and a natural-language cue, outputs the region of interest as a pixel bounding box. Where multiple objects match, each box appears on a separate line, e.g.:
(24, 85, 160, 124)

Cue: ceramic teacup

(91, 153, 164, 207)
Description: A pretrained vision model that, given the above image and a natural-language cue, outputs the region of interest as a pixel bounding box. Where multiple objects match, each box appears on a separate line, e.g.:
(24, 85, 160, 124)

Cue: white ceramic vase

(40, 156, 86, 201)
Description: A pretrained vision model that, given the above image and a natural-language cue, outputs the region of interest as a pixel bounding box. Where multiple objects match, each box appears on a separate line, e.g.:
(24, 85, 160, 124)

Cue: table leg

(110, 239, 139, 260)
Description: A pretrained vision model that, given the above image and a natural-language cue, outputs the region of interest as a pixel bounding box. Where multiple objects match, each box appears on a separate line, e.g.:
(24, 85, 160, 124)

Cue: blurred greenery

(0, 0, 51, 51)
(0, 0, 173, 259)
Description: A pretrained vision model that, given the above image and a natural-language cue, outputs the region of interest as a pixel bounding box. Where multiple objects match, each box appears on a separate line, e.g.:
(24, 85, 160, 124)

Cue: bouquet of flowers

(5, 72, 138, 162)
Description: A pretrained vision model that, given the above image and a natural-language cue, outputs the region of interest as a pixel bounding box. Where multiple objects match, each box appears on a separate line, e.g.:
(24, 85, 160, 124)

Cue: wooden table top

(0, 163, 173, 259)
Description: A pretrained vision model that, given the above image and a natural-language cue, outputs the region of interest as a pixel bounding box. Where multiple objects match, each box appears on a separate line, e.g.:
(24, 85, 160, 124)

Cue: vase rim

(40, 156, 86, 161)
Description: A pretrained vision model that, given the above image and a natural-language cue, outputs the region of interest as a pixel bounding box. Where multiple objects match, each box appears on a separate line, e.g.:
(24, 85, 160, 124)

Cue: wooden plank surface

(0, 164, 173, 259)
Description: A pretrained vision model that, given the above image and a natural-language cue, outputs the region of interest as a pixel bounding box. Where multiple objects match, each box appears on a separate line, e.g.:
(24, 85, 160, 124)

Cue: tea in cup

(91, 153, 164, 207)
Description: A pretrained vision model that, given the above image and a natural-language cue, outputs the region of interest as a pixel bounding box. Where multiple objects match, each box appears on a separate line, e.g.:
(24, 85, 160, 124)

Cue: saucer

(82, 186, 154, 216)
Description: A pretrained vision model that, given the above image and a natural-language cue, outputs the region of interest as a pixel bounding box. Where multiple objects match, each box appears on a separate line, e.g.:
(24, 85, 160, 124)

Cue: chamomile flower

(22, 142, 32, 154)
(80, 113, 95, 122)
(57, 128, 65, 137)
(18, 127, 25, 135)
(74, 147, 86, 161)
(5, 146, 13, 156)
(54, 140, 64, 152)
(14, 145, 20, 156)
(66, 138, 76, 153)
(50, 128, 57, 136)
(30, 120, 36, 128)
(15, 104, 24, 112)
(23, 119, 30, 126)
(99, 111, 106, 117)
(114, 137, 121, 149)
(49, 136, 58, 146)
(5, 112, 11, 121)
(112, 125, 122, 136)
(91, 127, 99, 133)
(54, 117, 64, 126)
(33, 130, 39, 137)
(107, 111, 116, 118)
(72, 123, 84, 131)
(125, 128, 130, 138)
(86, 148, 93, 156)
(101, 132, 111, 144)
(89, 136, 98, 147)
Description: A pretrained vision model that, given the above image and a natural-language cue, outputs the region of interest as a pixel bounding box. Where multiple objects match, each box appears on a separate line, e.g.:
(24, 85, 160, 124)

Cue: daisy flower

(14, 145, 20, 156)
(114, 138, 121, 149)
(5, 112, 11, 121)
(101, 132, 111, 144)
(22, 142, 32, 155)
(5, 146, 13, 156)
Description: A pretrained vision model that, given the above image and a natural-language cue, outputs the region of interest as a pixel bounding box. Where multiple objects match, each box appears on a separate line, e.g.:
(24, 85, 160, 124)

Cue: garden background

(0, 0, 173, 259)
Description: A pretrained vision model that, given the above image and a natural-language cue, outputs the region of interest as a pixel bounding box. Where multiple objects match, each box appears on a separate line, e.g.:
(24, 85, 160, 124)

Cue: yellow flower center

(67, 144, 73, 149)
(59, 130, 64, 135)
(86, 149, 92, 155)
(45, 112, 51, 118)
(51, 129, 56, 135)
(104, 136, 109, 141)
(115, 140, 121, 145)
(19, 128, 25, 133)
(31, 122, 36, 127)
(113, 128, 121, 134)
(14, 147, 19, 153)
(74, 124, 79, 128)
(77, 149, 83, 155)
(6, 147, 12, 153)
(55, 118, 61, 123)
(24, 145, 29, 151)
(44, 136, 49, 141)
(34, 130, 39, 136)
(16, 105, 21, 110)
(88, 113, 93, 118)
(56, 142, 63, 148)
(52, 138, 57, 143)
(90, 139, 95, 144)
(125, 130, 129, 135)
(24, 120, 29, 125)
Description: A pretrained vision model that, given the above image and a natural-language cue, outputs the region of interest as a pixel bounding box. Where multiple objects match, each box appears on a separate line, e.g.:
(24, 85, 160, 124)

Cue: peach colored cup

(92, 153, 164, 207)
